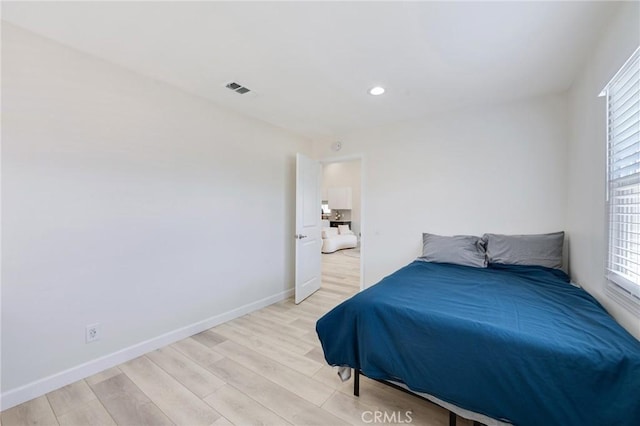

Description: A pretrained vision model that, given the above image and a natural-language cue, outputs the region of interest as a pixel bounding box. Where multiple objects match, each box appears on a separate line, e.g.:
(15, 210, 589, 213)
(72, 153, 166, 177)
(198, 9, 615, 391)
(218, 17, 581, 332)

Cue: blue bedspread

(316, 261, 640, 425)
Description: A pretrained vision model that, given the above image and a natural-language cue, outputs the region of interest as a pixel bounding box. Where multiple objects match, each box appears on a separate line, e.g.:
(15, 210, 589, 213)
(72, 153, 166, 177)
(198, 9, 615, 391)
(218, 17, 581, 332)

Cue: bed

(315, 260, 640, 426)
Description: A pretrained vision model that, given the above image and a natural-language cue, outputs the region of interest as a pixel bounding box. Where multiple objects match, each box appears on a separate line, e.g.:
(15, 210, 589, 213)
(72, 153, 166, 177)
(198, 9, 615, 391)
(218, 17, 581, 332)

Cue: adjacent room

(320, 160, 361, 297)
(2, 1, 639, 425)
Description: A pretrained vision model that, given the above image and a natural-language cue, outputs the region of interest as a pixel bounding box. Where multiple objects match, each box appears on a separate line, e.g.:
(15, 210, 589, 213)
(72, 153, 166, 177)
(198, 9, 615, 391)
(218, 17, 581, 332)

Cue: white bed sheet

(336, 367, 511, 425)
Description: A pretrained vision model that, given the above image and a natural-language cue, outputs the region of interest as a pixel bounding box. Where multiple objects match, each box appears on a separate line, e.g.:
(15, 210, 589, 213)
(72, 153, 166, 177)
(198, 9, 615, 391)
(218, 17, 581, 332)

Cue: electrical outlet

(86, 323, 101, 343)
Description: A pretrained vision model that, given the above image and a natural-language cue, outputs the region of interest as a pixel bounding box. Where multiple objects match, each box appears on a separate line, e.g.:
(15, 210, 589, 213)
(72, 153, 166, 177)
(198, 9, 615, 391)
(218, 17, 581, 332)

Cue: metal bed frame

(353, 369, 486, 426)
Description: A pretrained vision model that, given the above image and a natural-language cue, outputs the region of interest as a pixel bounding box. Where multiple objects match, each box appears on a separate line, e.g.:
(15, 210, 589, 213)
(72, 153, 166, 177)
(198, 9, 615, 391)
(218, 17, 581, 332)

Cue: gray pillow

(483, 232, 564, 269)
(419, 233, 487, 268)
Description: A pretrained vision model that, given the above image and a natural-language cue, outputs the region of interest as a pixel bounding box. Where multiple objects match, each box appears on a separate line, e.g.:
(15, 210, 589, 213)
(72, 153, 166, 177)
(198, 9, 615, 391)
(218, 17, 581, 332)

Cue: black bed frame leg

(354, 369, 360, 396)
(352, 371, 467, 426)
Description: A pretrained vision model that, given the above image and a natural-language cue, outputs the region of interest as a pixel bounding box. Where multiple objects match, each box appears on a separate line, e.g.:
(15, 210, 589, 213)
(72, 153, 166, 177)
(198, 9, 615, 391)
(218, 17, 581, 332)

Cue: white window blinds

(604, 47, 640, 299)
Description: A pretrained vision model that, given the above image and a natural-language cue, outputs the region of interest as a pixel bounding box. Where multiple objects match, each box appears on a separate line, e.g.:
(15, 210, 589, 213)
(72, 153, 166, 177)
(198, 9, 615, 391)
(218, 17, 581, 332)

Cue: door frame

(319, 154, 365, 291)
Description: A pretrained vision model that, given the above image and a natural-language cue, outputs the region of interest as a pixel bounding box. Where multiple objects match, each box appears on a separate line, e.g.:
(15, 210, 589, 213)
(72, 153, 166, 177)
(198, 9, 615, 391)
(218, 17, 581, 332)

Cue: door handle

(295, 234, 308, 239)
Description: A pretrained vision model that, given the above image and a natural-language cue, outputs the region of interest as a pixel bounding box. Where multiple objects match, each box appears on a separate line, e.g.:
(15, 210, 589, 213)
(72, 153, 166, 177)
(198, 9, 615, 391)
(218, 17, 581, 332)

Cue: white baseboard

(0, 288, 294, 411)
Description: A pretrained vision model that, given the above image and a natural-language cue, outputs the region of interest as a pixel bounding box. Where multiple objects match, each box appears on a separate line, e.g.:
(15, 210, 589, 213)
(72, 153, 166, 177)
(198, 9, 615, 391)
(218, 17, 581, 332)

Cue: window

(603, 47, 640, 303)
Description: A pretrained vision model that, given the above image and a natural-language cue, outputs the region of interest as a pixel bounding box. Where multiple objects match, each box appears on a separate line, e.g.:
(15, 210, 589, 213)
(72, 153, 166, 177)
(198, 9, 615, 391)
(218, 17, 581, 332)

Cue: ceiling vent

(225, 82, 251, 94)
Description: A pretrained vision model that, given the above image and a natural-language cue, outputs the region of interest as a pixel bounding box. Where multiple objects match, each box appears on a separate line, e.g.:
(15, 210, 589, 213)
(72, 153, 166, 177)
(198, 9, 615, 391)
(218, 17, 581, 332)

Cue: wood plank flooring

(2, 249, 471, 425)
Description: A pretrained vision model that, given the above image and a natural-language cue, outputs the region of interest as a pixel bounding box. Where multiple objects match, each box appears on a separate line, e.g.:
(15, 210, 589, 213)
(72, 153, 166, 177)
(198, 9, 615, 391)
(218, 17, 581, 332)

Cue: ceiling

(2, 1, 621, 139)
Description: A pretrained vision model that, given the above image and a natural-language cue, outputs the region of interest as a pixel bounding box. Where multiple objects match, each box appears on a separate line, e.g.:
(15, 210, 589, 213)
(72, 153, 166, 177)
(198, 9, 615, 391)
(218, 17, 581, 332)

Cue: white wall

(1, 23, 311, 399)
(566, 2, 640, 339)
(322, 161, 361, 237)
(313, 94, 568, 289)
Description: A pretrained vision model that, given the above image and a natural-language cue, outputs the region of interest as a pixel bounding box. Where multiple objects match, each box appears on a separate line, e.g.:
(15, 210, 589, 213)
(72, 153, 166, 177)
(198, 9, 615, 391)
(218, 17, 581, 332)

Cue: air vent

(225, 82, 251, 94)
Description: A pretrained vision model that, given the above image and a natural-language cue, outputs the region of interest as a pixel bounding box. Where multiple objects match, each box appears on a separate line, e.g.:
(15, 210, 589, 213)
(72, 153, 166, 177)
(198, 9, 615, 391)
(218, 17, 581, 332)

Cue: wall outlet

(86, 323, 101, 343)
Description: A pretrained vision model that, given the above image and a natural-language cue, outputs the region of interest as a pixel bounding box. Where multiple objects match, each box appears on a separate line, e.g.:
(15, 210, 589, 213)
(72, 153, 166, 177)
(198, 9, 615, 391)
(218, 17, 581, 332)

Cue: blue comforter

(316, 261, 640, 425)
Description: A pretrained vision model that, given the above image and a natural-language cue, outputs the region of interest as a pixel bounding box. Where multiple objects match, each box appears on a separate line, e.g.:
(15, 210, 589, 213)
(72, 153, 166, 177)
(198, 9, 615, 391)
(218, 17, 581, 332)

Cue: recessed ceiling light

(369, 86, 385, 96)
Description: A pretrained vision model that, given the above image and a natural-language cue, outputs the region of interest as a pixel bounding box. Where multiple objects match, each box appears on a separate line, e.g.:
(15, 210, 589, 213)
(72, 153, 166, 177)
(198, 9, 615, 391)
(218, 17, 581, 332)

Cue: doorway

(319, 158, 363, 297)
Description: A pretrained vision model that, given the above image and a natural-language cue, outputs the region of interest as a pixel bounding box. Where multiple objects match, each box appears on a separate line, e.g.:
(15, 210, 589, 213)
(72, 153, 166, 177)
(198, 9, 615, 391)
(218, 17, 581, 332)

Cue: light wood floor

(2, 249, 471, 426)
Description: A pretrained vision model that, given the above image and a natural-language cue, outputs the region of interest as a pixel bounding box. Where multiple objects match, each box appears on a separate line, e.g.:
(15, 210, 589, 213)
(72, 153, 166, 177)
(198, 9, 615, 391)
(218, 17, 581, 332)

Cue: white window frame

(601, 46, 640, 313)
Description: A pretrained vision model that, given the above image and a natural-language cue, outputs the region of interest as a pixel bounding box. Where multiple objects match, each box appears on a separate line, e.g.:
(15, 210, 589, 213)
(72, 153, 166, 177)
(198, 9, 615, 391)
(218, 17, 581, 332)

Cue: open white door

(295, 153, 322, 304)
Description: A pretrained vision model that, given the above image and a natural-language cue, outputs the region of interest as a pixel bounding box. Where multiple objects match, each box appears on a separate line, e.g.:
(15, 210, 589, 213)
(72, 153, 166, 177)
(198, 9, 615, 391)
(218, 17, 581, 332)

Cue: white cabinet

(327, 187, 352, 210)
